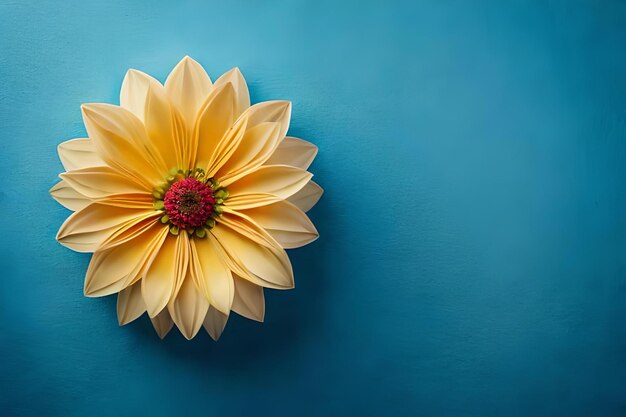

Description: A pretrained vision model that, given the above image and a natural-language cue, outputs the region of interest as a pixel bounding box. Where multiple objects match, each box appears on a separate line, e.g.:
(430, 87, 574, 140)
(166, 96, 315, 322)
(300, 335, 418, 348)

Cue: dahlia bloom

(50, 56, 322, 340)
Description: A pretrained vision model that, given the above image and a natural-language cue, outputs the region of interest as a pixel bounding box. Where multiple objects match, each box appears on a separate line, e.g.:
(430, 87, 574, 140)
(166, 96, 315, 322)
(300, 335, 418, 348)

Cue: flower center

(152, 168, 229, 238)
(163, 178, 215, 229)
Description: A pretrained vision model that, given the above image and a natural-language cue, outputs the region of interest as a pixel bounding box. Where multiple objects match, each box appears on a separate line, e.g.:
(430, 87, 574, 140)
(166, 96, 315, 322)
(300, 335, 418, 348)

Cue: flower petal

(194, 82, 236, 170)
(203, 306, 229, 341)
(247, 101, 291, 140)
(84, 222, 168, 297)
(121, 69, 185, 171)
(211, 212, 294, 289)
(216, 100, 292, 182)
(190, 234, 234, 315)
(117, 281, 145, 325)
(265, 137, 318, 170)
(287, 180, 324, 212)
(142, 233, 189, 317)
(232, 275, 265, 322)
(165, 56, 213, 129)
(49, 180, 90, 212)
(216, 122, 281, 182)
(225, 165, 311, 199)
(81, 103, 164, 188)
(239, 199, 318, 249)
(120, 69, 151, 122)
(205, 115, 248, 178)
(224, 193, 282, 210)
(57, 138, 105, 171)
(91, 194, 155, 209)
(168, 268, 209, 340)
(56, 203, 155, 253)
(144, 81, 186, 171)
(58, 165, 154, 208)
(98, 215, 162, 251)
(60, 166, 151, 198)
(213, 67, 249, 119)
(151, 309, 174, 339)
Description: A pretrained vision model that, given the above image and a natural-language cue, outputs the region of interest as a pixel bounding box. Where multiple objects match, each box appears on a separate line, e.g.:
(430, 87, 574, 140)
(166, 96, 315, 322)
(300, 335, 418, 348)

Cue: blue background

(1, 1, 626, 416)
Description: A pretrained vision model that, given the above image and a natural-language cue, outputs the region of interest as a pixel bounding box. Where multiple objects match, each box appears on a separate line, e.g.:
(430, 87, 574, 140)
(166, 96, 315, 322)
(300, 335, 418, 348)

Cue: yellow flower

(50, 56, 323, 340)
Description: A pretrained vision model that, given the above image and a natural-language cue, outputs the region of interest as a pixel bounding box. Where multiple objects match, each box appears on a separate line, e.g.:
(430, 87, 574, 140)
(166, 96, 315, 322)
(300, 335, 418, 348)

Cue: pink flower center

(163, 178, 215, 229)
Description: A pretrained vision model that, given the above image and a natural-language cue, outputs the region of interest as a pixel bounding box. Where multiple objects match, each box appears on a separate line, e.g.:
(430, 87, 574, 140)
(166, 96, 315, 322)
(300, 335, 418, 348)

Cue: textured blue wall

(1, 1, 626, 416)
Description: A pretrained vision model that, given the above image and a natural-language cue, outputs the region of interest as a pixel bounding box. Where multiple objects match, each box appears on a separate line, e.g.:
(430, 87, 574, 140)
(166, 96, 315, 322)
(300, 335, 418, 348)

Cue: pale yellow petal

(287, 180, 324, 212)
(145, 83, 186, 171)
(216, 122, 281, 182)
(190, 235, 234, 315)
(205, 115, 248, 178)
(168, 268, 209, 340)
(224, 165, 311, 199)
(216, 100, 292, 182)
(165, 56, 213, 129)
(213, 67, 249, 119)
(56, 168, 153, 207)
(240, 199, 318, 249)
(211, 212, 294, 289)
(57, 138, 105, 171)
(49, 180, 90, 212)
(60, 166, 150, 198)
(81, 103, 163, 187)
(247, 101, 291, 140)
(91, 194, 155, 209)
(142, 233, 189, 317)
(203, 306, 229, 341)
(56, 203, 155, 252)
(84, 223, 168, 297)
(224, 193, 282, 210)
(120, 69, 151, 122)
(98, 214, 162, 251)
(194, 82, 236, 170)
(151, 309, 174, 339)
(121, 69, 185, 170)
(117, 281, 145, 325)
(232, 275, 265, 322)
(264, 137, 318, 170)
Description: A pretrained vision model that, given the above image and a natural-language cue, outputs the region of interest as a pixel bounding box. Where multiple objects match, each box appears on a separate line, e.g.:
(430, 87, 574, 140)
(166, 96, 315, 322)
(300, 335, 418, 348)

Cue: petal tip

(125, 68, 148, 79)
(180, 329, 194, 340)
(180, 55, 196, 65)
(278, 100, 292, 113)
(146, 307, 161, 319)
(207, 329, 223, 341)
(221, 80, 236, 93)
(80, 103, 95, 112)
(80, 103, 108, 118)
(49, 180, 61, 196)
(83, 285, 97, 298)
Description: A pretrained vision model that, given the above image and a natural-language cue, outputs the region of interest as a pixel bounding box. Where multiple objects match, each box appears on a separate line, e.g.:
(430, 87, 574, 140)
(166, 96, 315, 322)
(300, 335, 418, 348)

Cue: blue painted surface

(1, 1, 626, 416)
